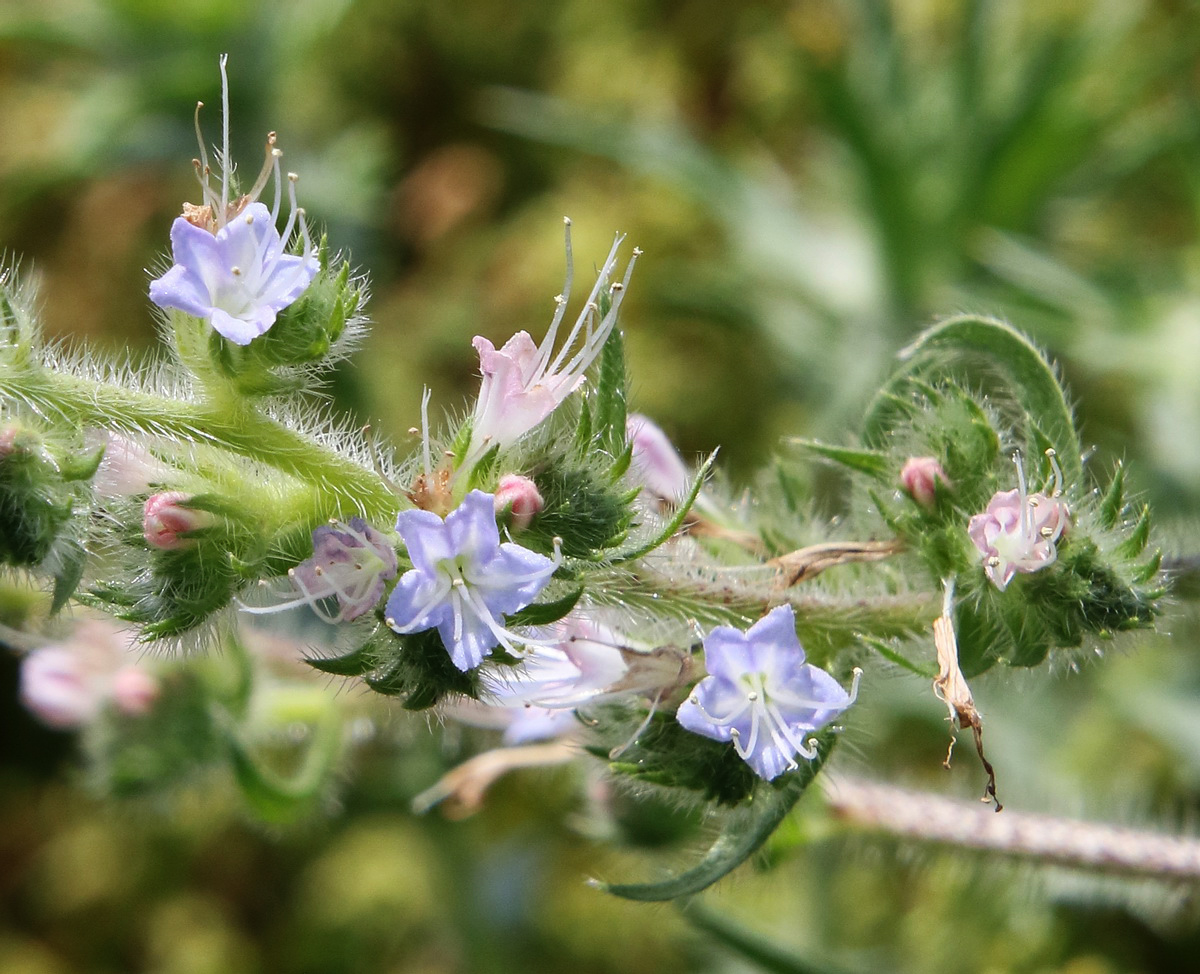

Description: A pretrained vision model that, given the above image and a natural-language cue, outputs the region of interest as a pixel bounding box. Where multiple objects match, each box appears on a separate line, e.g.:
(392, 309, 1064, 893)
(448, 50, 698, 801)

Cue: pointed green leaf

(594, 327, 628, 458)
(505, 586, 584, 628)
(788, 439, 892, 481)
(305, 642, 380, 677)
(1099, 463, 1125, 530)
(612, 451, 718, 564)
(596, 735, 835, 901)
(49, 541, 86, 614)
(1116, 504, 1151, 559)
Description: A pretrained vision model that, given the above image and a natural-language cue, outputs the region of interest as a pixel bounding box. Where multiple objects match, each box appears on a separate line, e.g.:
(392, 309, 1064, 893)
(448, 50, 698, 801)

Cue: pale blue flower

(385, 490, 558, 671)
(149, 201, 318, 345)
(676, 605, 859, 781)
(148, 55, 318, 345)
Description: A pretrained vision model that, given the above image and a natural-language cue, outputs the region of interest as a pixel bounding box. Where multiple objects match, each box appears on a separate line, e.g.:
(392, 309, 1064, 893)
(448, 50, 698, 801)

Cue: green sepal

(361, 627, 480, 710)
(305, 641, 381, 677)
(504, 585, 584, 628)
(1098, 463, 1125, 530)
(1133, 549, 1162, 585)
(58, 442, 106, 482)
(1115, 504, 1151, 559)
(597, 733, 836, 901)
(523, 466, 634, 559)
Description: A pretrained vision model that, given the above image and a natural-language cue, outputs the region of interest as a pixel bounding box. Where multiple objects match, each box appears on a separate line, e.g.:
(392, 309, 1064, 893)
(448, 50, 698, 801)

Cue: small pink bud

(143, 492, 212, 550)
(111, 667, 161, 717)
(494, 474, 544, 531)
(900, 456, 951, 507)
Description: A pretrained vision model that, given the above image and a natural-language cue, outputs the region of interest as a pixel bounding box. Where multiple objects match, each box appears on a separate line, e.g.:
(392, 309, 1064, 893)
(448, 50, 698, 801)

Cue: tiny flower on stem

(968, 450, 1070, 591)
(148, 55, 318, 345)
(676, 605, 860, 781)
(462, 220, 640, 470)
(900, 455, 951, 508)
(385, 490, 559, 672)
(143, 492, 213, 550)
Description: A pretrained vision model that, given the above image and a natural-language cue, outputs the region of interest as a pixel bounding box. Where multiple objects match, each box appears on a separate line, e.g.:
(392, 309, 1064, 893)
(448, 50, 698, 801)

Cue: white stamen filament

(219, 53, 231, 217)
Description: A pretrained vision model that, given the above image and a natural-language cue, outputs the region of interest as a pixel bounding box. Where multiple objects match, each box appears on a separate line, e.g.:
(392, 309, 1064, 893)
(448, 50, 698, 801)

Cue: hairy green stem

(1, 364, 396, 520)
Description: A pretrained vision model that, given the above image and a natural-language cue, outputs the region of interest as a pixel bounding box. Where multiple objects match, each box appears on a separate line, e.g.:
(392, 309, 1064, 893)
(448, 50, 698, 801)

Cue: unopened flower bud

(143, 492, 212, 550)
(900, 456, 951, 508)
(494, 474, 544, 531)
(111, 667, 161, 716)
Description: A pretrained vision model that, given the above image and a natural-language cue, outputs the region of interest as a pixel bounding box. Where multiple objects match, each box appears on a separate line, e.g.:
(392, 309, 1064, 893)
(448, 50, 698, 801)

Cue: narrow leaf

(594, 327, 628, 458)
(505, 586, 584, 628)
(1099, 463, 1125, 530)
(596, 735, 834, 901)
(788, 439, 892, 481)
(305, 642, 379, 677)
(612, 451, 718, 564)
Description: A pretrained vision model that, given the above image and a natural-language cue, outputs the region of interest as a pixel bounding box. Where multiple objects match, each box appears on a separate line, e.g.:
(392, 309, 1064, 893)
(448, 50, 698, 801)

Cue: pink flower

(18, 619, 160, 730)
(627, 414, 689, 504)
(494, 474, 544, 531)
(143, 492, 213, 550)
(20, 647, 104, 729)
(900, 456, 951, 508)
(463, 221, 639, 469)
(968, 453, 1070, 591)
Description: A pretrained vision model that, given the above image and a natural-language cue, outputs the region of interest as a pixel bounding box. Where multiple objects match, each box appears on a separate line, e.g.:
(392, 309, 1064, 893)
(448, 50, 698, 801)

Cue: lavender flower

(968, 451, 1070, 591)
(385, 490, 559, 671)
(294, 518, 400, 622)
(676, 605, 859, 781)
(148, 56, 318, 345)
(462, 220, 639, 470)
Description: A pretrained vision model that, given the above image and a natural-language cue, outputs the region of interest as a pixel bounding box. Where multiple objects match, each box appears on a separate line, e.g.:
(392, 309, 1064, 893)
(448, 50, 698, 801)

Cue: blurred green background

(5, 1, 1200, 971)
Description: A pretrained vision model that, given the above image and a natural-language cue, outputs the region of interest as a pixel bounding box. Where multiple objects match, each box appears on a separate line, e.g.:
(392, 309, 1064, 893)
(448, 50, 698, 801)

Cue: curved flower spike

(462, 220, 640, 470)
(385, 490, 558, 671)
(677, 605, 859, 781)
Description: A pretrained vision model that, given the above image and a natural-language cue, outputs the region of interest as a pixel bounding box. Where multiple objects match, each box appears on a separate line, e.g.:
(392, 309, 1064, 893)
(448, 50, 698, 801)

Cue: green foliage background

(4, 1, 1200, 971)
